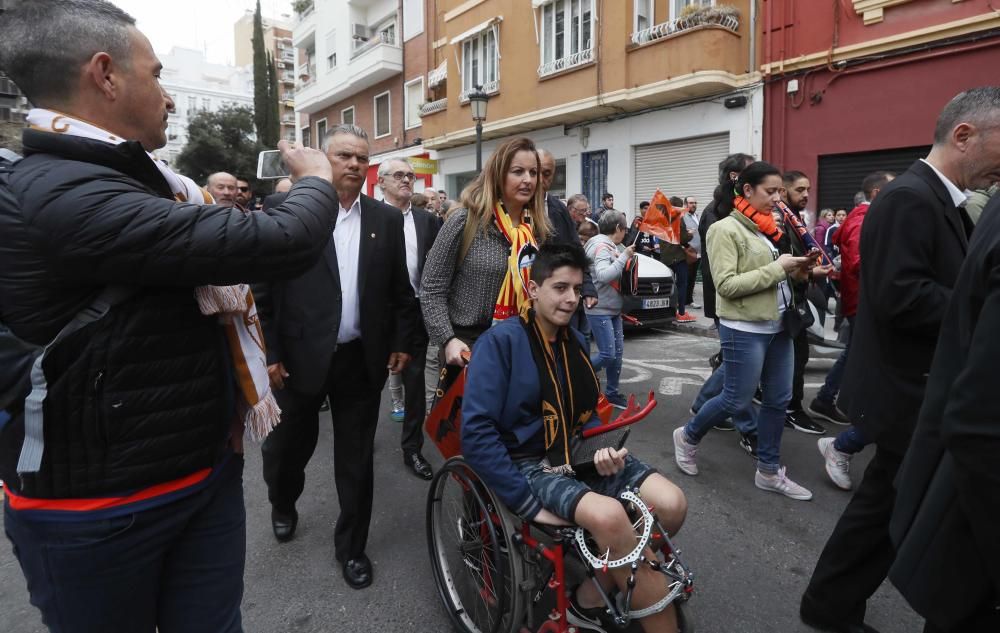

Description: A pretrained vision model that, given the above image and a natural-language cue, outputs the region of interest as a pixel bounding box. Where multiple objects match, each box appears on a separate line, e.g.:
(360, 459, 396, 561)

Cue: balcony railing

(419, 98, 448, 117)
(351, 30, 397, 59)
(630, 11, 739, 46)
(537, 47, 595, 78)
(427, 61, 447, 88)
(459, 79, 499, 102)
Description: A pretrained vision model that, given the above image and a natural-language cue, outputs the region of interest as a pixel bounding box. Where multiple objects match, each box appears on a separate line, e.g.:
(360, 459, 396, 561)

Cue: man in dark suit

(254, 124, 419, 590)
(378, 157, 440, 480)
(800, 88, 990, 633)
(887, 89, 1000, 633)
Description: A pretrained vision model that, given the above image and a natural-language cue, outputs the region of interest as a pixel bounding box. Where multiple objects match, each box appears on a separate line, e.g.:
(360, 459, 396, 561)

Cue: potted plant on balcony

(292, 0, 313, 16)
(678, 3, 740, 31)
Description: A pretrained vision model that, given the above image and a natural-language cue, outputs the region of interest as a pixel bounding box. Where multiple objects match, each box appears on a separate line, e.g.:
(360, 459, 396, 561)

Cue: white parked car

(622, 253, 675, 329)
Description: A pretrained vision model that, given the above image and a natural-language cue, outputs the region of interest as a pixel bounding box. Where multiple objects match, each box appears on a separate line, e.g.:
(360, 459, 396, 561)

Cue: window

(374, 91, 390, 138)
(402, 0, 424, 41)
(341, 106, 355, 126)
(673, 0, 712, 19)
(538, 0, 594, 76)
(315, 118, 327, 149)
(378, 21, 396, 45)
(634, 0, 653, 33)
(187, 96, 196, 114)
(325, 31, 337, 70)
(201, 97, 211, 111)
(460, 26, 499, 98)
(301, 126, 311, 149)
(404, 77, 424, 129)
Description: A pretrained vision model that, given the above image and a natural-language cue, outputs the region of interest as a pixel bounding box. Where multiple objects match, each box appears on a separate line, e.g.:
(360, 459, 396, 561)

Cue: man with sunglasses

(235, 176, 253, 209)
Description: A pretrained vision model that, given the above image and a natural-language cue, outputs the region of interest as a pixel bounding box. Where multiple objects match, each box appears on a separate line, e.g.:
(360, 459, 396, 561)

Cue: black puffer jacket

(0, 130, 337, 498)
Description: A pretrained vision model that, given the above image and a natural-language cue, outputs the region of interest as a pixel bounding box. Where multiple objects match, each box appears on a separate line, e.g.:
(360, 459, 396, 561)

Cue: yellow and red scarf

(492, 203, 537, 323)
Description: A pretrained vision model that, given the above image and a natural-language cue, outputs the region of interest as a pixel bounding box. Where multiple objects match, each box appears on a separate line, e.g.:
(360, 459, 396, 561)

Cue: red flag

(638, 189, 683, 244)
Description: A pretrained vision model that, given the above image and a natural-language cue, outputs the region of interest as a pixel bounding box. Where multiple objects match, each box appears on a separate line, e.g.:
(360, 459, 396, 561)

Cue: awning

(449, 16, 503, 45)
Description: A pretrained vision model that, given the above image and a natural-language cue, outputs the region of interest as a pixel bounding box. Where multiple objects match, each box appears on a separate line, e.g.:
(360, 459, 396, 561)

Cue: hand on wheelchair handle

(594, 447, 628, 476)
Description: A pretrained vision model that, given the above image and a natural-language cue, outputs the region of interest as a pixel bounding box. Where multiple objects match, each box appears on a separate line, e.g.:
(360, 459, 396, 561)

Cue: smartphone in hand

(256, 150, 290, 180)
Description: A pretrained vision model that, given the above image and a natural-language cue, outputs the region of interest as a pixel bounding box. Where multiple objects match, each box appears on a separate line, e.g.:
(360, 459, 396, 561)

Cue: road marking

(617, 364, 653, 384)
(657, 376, 706, 395)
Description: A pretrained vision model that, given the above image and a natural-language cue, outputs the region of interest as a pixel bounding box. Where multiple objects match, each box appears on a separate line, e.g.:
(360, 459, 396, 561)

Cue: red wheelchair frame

(425, 363, 693, 633)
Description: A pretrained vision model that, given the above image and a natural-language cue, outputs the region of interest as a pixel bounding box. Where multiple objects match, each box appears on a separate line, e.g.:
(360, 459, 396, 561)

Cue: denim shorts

(514, 455, 656, 522)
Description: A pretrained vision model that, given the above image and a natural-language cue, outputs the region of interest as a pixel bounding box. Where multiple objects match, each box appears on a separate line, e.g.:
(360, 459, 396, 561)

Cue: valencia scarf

(520, 307, 600, 472)
(26, 109, 281, 442)
(733, 195, 783, 245)
(492, 202, 537, 324)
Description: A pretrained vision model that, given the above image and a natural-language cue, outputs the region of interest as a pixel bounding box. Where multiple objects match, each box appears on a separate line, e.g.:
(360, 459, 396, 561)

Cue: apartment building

(293, 0, 437, 198)
(762, 0, 1000, 212)
(234, 11, 298, 143)
(158, 47, 254, 166)
(419, 0, 762, 214)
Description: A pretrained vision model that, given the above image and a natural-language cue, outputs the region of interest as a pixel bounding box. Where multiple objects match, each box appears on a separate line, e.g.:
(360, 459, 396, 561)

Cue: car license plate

(642, 297, 670, 309)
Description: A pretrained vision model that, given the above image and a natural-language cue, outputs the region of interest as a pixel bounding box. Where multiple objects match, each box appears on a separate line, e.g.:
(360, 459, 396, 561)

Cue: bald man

(206, 172, 238, 208)
(275, 177, 293, 193)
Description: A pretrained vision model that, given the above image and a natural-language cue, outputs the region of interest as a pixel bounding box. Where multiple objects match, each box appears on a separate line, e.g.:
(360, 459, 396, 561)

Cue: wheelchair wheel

(427, 457, 526, 633)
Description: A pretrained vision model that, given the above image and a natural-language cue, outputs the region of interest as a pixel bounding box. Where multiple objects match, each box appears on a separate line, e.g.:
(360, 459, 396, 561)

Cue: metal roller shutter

(817, 145, 930, 212)
(632, 133, 730, 220)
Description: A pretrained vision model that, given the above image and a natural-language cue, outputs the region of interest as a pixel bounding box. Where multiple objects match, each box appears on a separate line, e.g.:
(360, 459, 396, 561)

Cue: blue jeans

(692, 364, 758, 434)
(588, 314, 624, 397)
(670, 261, 688, 314)
(4, 455, 246, 633)
(833, 425, 869, 454)
(683, 325, 793, 473)
(817, 316, 853, 405)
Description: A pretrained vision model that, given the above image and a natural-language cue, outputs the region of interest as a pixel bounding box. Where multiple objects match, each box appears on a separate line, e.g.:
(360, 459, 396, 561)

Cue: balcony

(295, 37, 402, 115)
(419, 98, 448, 117)
(281, 115, 296, 124)
(292, 4, 316, 49)
(537, 47, 595, 78)
(351, 30, 396, 60)
(631, 7, 740, 46)
(459, 79, 498, 103)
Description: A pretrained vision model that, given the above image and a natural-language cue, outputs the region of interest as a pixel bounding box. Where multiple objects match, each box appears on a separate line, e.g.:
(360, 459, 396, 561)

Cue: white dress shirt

(335, 194, 362, 343)
(400, 204, 420, 294)
(921, 159, 971, 208)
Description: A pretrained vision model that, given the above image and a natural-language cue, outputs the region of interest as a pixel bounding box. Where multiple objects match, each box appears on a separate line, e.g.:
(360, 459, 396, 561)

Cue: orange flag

(638, 189, 684, 244)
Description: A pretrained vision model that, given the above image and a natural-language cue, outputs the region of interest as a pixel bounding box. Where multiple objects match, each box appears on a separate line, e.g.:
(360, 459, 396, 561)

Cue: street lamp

(468, 84, 489, 172)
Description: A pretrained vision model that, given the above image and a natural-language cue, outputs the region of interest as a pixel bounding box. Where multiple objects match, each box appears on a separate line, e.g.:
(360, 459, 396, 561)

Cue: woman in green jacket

(673, 161, 815, 500)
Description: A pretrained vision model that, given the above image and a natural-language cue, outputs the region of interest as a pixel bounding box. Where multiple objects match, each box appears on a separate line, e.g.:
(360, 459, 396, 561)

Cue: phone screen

(256, 150, 289, 180)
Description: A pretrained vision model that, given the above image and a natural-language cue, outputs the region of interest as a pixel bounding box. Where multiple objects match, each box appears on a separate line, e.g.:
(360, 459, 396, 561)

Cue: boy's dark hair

(639, 200, 650, 210)
(602, 192, 614, 201)
(669, 195, 684, 207)
(530, 243, 590, 284)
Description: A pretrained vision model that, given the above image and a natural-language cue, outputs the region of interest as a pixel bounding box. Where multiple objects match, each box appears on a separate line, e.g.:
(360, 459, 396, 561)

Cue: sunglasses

(237, 186, 250, 192)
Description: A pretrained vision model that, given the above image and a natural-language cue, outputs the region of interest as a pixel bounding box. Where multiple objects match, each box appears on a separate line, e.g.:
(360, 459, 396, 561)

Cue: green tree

(175, 105, 263, 187)
(252, 0, 279, 148)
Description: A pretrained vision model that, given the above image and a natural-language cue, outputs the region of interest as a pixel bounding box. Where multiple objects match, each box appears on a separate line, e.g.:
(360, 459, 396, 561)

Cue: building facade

(234, 11, 298, 143)
(158, 47, 254, 166)
(418, 0, 762, 216)
(762, 0, 1000, 213)
(293, 0, 436, 198)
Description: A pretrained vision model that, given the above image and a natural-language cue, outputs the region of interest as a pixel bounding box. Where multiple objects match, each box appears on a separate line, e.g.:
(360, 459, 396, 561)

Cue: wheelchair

(425, 370, 695, 633)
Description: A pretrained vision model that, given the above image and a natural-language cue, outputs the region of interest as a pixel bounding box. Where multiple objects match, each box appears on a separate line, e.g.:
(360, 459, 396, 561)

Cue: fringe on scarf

(195, 285, 248, 316)
(241, 392, 282, 442)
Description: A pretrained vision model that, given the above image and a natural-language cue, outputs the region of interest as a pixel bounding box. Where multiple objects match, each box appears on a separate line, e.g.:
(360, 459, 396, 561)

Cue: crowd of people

(1, 3, 1000, 633)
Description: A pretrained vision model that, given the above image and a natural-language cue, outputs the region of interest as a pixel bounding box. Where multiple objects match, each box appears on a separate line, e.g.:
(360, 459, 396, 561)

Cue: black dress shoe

(342, 554, 373, 589)
(801, 609, 881, 633)
(271, 507, 298, 543)
(404, 452, 433, 480)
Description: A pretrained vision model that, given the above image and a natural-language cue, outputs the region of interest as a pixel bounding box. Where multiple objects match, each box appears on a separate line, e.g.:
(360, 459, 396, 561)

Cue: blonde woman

(420, 137, 551, 376)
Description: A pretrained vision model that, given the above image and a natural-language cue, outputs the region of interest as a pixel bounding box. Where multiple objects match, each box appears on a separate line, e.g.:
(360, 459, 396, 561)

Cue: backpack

(0, 148, 133, 474)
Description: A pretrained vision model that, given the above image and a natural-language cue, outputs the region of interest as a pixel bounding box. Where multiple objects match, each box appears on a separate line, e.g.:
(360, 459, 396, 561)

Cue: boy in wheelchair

(462, 243, 689, 633)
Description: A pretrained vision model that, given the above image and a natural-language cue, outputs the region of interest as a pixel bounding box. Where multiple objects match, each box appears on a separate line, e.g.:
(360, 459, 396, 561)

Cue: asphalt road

(0, 328, 924, 633)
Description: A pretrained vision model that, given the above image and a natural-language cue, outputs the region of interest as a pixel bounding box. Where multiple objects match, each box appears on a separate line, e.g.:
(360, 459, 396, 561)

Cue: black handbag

(782, 284, 815, 338)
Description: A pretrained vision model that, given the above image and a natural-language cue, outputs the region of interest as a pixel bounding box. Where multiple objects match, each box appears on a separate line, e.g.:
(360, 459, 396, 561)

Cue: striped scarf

(492, 203, 537, 324)
(734, 195, 784, 245)
(25, 108, 281, 443)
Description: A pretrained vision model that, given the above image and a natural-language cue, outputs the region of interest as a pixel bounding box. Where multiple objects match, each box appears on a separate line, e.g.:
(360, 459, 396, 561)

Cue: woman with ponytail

(673, 161, 816, 500)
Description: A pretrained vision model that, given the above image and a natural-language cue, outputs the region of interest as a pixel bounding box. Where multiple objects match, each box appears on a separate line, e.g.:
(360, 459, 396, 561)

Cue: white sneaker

(755, 467, 813, 500)
(673, 427, 699, 476)
(818, 437, 853, 490)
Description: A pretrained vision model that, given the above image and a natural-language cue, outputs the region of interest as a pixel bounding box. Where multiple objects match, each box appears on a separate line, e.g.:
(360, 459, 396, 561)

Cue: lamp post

(468, 84, 489, 173)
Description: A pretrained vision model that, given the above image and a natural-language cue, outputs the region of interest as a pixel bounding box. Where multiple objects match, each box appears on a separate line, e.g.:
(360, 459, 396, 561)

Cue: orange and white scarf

(26, 109, 281, 441)
(491, 203, 537, 323)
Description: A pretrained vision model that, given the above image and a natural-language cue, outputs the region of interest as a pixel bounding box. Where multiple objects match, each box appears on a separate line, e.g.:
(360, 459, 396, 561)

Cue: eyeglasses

(237, 186, 250, 192)
(389, 171, 416, 182)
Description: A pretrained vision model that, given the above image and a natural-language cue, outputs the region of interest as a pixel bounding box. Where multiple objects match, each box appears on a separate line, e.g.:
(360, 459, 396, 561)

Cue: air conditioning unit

(352, 23, 369, 41)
